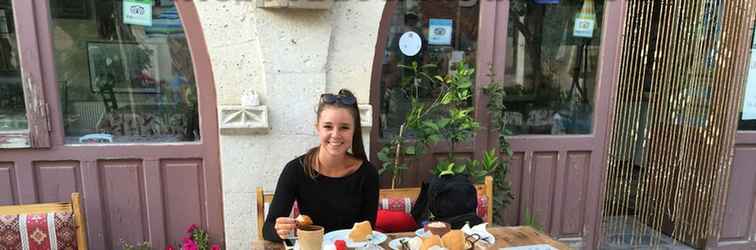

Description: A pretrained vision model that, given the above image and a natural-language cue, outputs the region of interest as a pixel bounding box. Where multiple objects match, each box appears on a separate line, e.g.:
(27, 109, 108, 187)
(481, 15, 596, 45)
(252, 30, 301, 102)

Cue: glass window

(738, 23, 756, 130)
(0, 1, 27, 132)
(502, 0, 604, 135)
(377, 0, 480, 139)
(49, 1, 199, 144)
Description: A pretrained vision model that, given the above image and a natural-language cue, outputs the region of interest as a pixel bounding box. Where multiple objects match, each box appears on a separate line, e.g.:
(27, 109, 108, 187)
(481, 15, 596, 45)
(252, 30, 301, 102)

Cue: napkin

(461, 223, 495, 244)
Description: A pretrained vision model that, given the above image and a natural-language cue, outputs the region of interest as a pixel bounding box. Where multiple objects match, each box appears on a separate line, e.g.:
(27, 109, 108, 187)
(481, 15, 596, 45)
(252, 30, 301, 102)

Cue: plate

(414, 228, 429, 237)
(324, 229, 388, 248)
(388, 237, 413, 250)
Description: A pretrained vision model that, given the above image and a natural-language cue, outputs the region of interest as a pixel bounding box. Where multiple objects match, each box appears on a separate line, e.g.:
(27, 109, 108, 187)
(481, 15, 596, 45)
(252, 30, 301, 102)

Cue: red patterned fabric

(0, 211, 78, 250)
(477, 195, 488, 221)
(25, 213, 51, 250)
(379, 198, 413, 214)
(54, 212, 78, 250)
(0, 215, 22, 249)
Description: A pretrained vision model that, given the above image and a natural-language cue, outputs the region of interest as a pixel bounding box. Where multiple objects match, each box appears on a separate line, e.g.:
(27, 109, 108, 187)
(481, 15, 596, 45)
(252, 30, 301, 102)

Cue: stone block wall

(193, 1, 384, 248)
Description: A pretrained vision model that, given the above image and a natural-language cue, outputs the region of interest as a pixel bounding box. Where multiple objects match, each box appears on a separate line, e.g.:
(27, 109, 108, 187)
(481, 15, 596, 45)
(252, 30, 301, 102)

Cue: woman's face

(316, 107, 355, 157)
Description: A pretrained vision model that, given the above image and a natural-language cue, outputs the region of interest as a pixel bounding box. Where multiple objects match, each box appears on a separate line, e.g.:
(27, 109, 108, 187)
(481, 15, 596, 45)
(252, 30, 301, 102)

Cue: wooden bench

(256, 176, 493, 240)
(0, 193, 88, 250)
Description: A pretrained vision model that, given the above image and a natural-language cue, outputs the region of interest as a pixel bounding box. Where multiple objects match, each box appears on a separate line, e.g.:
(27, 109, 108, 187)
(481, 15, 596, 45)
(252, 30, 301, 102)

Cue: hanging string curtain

(603, 0, 756, 248)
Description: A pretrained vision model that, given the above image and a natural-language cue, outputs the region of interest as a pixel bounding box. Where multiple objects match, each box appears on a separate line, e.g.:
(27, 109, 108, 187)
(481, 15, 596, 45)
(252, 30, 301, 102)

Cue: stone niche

(256, 0, 332, 10)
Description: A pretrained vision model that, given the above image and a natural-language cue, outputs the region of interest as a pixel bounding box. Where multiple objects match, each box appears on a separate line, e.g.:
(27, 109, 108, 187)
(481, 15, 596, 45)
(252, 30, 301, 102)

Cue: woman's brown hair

(302, 89, 368, 178)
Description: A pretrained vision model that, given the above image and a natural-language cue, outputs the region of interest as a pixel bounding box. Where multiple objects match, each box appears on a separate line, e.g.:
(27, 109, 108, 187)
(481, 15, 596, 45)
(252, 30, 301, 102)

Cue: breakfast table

(251, 226, 572, 249)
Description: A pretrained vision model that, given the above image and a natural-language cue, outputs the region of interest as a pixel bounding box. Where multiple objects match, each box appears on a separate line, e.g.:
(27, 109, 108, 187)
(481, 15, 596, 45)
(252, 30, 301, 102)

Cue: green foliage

(192, 226, 210, 250)
(427, 62, 484, 176)
(380, 61, 493, 186)
(378, 62, 444, 188)
(482, 68, 516, 225)
(523, 209, 544, 232)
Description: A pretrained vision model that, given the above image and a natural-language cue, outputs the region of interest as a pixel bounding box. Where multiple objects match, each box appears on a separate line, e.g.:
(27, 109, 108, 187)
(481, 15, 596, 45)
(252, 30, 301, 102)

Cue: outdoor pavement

(598, 216, 696, 250)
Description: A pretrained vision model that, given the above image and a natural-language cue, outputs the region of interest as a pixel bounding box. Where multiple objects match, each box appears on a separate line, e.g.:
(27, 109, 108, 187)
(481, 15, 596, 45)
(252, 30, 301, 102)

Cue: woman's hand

(274, 217, 297, 239)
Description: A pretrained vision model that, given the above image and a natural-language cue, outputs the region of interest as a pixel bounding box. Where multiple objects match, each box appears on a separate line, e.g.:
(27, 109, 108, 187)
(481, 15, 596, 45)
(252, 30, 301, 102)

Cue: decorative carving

(359, 104, 372, 128)
(219, 105, 270, 134)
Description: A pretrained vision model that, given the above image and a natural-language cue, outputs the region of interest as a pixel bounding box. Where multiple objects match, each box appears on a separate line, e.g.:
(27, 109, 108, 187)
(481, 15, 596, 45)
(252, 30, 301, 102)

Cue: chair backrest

(255, 176, 494, 240)
(0, 193, 88, 250)
(256, 187, 274, 240)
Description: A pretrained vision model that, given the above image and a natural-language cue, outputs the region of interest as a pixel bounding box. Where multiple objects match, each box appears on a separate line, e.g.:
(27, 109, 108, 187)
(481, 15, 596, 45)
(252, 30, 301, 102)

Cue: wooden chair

(256, 176, 494, 240)
(0, 193, 88, 250)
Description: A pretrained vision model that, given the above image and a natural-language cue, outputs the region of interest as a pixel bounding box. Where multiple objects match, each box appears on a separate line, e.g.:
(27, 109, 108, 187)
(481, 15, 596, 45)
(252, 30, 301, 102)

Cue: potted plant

(377, 61, 443, 189)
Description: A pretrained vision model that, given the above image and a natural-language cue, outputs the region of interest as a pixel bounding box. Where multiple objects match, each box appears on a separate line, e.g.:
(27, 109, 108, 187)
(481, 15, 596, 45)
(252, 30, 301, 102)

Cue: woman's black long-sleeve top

(262, 155, 379, 242)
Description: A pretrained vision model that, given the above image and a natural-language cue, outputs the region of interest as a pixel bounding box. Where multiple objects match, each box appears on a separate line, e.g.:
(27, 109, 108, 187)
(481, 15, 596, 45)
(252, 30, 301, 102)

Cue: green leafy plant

(482, 67, 516, 225)
(523, 209, 544, 232)
(428, 62, 482, 177)
(377, 62, 444, 188)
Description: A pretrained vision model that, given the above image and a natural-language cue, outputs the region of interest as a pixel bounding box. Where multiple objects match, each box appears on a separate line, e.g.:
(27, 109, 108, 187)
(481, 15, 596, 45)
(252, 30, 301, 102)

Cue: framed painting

(87, 41, 160, 93)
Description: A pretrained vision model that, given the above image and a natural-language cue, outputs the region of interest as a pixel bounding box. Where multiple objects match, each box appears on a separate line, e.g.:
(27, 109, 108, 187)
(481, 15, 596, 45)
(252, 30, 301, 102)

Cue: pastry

(295, 214, 313, 227)
(420, 235, 443, 250)
(441, 230, 465, 250)
(348, 220, 373, 242)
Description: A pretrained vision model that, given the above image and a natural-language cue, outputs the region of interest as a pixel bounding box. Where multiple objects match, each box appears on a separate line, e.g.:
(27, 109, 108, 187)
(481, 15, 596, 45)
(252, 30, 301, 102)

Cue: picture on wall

(87, 41, 160, 93)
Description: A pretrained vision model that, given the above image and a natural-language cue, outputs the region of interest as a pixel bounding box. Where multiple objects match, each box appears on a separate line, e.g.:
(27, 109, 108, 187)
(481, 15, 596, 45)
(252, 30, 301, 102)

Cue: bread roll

(420, 235, 443, 250)
(295, 215, 313, 226)
(441, 230, 465, 250)
(348, 220, 372, 242)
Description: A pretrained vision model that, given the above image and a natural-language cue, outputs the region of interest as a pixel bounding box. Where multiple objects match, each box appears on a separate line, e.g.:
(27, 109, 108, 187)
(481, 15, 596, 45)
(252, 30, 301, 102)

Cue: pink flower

(211, 244, 221, 250)
(186, 224, 199, 234)
(165, 246, 175, 250)
(182, 238, 198, 250)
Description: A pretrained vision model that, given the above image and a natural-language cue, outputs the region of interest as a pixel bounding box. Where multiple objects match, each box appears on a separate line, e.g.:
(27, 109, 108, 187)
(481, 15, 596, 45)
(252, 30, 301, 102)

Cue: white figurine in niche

(241, 89, 260, 107)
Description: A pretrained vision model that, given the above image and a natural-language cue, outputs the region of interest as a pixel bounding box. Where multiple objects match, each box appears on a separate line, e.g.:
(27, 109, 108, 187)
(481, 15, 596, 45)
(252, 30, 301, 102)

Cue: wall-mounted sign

(742, 49, 756, 120)
(399, 31, 422, 56)
(124, 0, 153, 26)
(428, 18, 453, 45)
(573, 0, 595, 38)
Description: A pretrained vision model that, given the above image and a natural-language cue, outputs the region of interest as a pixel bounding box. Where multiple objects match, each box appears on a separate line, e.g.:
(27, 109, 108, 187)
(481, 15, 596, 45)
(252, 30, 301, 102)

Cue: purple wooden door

(488, 0, 625, 248)
(0, 1, 223, 249)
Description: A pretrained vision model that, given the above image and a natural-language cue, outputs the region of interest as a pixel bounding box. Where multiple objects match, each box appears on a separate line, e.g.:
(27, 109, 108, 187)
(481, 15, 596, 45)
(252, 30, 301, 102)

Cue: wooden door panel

(161, 159, 205, 245)
(720, 146, 756, 241)
(511, 147, 594, 240)
(559, 152, 590, 237)
(33, 161, 80, 203)
(530, 152, 558, 233)
(503, 153, 525, 226)
(0, 162, 15, 205)
(99, 160, 148, 248)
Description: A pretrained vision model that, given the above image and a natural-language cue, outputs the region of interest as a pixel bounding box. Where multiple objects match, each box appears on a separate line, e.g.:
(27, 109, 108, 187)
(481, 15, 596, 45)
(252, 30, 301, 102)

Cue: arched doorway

(0, 0, 223, 248)
(369, 0, 625, 249)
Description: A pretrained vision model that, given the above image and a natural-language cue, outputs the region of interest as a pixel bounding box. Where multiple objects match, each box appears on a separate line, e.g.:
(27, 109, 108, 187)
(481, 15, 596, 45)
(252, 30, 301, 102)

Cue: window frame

(0, 0, 51, 149)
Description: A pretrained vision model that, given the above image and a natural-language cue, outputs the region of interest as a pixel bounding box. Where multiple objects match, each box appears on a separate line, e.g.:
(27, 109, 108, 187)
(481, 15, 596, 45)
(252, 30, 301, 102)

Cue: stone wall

(193, 1, 384, 248)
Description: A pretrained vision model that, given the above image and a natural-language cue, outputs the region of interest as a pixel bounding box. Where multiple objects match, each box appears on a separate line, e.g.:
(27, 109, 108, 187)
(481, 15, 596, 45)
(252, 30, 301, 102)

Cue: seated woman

(262, 89, 379, 242)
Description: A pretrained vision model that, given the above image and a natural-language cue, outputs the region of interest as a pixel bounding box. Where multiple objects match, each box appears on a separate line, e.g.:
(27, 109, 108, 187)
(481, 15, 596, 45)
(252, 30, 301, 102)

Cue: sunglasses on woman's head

(320, 93, 357, 105)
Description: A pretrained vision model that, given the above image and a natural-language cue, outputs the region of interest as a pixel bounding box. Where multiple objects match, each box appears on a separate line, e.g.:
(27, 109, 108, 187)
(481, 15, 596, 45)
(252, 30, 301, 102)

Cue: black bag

(411, 174, 483, 229)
